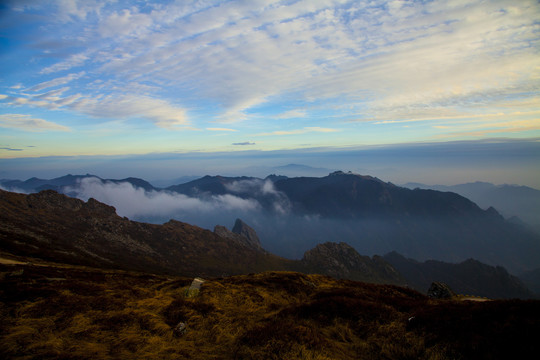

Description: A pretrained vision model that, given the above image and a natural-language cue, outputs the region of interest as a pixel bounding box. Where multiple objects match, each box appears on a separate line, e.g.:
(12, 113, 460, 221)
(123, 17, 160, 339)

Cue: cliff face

(214, 218, 265, 252)
(232, 218, 264, 252)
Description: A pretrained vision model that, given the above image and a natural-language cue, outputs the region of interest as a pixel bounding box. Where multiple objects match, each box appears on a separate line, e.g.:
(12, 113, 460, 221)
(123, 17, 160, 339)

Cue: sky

(0, 0, 539, 185)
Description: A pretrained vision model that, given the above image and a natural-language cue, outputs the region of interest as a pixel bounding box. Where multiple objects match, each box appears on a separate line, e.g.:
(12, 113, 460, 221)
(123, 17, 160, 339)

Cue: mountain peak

(214, 219, 264, 252)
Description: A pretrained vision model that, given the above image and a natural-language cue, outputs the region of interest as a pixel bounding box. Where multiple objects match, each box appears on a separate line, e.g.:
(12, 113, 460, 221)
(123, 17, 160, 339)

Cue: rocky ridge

(0, 189, 399, 283)
(301, 242, 405, 284)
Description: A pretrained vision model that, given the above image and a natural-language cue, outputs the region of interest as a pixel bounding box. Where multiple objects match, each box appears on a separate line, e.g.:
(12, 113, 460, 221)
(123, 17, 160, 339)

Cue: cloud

(232, 142, 255, 146)
(224, 178, 291, 214)
(0, 147, 23, 151)
(207, 128, 237, 132)
(3, 0, 539, 136)
(29, 72, 86, 92)
(1, 92, 189, 129)
(66, 177, 261, 219)
(98, 8, 153, 38)
(256, 127, 340, 136)
(435, 118, 540, 139)
(40, 53, 89, 74)
(0, 114, 70, 132)
(276, 109, 307, 119)
(68, 94, 189, 129)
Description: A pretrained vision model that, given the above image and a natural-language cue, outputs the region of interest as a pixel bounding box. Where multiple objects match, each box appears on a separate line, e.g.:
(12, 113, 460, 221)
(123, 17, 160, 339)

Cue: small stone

(173, 322, 187, 336)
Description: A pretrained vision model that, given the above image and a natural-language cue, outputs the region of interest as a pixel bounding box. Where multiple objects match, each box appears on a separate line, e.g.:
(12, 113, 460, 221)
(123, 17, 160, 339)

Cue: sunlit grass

(1, 264, 539, 359)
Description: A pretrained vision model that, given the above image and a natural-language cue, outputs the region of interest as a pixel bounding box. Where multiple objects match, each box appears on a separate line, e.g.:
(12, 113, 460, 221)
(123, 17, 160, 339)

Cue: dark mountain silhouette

(519, 268, 540, 296)
(268, 172, 540, 273)
(166, 175, 258, 196)
(3, 172, 540, 274)
(403, 181, 540, 231)
(384, 252, 535, 299)
(1, 174, 156, 193)
(273, 171, 484, 218)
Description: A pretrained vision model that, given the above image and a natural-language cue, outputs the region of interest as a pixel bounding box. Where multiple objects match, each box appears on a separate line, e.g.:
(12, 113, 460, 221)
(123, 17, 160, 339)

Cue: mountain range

(1, 187, 537, 299)
(0, 188, 404, 285)
(2, 172, 540, 276)
(160, 171, 540, 274)
(383, 252, 534, 299)
(403, 181, 540, 232)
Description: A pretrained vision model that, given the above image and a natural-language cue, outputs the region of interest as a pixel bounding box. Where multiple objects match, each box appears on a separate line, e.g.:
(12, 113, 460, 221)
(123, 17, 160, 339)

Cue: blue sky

(0, 0, 539, 184)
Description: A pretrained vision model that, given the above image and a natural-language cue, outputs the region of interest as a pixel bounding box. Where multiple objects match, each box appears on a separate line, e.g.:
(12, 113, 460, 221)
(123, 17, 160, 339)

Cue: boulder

(427, 282, 456, 299)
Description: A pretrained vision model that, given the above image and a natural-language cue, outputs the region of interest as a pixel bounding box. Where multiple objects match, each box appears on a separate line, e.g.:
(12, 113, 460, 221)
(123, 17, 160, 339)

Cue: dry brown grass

(1, 263, 539, 359)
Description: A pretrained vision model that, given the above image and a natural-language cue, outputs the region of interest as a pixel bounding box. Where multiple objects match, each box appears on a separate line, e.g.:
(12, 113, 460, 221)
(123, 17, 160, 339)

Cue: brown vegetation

(2, 261, 539, 359)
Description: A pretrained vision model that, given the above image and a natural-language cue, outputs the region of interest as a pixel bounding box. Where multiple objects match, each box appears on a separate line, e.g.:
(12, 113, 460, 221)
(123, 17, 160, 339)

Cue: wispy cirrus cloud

(276, 110, 307, 119)
(1, 92, 188, 129)
(0, 114, 70, 132)
(28, 72, 86, 92)
(1, 0, 539, 146)
(207, 128, 237, 132)
(256, 127, 340, 136)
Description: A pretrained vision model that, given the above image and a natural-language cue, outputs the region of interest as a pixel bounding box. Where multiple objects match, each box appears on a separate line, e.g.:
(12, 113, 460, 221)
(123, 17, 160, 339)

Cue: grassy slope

(1, 260, 539, 360)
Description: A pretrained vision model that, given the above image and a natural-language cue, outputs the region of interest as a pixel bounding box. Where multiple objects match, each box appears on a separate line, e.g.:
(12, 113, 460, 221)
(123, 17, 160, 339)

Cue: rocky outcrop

(301, 242, 405, 285)
(214, 219, 264, 252)
(427, 282, 456, 299)
(232, 219, 263, 252)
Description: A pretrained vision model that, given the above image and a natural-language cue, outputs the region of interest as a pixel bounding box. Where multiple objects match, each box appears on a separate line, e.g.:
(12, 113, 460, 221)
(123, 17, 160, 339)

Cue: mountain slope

(301, 242, 405, 284)
(0, 189, 404, 284)
(270, 172, 540, 273)
(403, 181, 540, 231)
(0, 189, 290, 277)
(384, 252, 535, 299)
(166, 175, 258, 196)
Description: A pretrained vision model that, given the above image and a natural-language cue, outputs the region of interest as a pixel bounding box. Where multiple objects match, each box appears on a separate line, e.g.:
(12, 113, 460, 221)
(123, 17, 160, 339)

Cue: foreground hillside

(1, 261, 539, 360)
(0, 188, 291, 277)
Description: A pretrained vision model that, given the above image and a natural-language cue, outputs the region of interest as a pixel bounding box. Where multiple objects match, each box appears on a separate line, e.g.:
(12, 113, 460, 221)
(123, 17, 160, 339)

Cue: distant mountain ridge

(1, 188, 537, 298)
(2, 172, 540, 274)
(384, 252, 535, 299)
(403, 181, 540, 232)
(1, 174, 156, 193)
